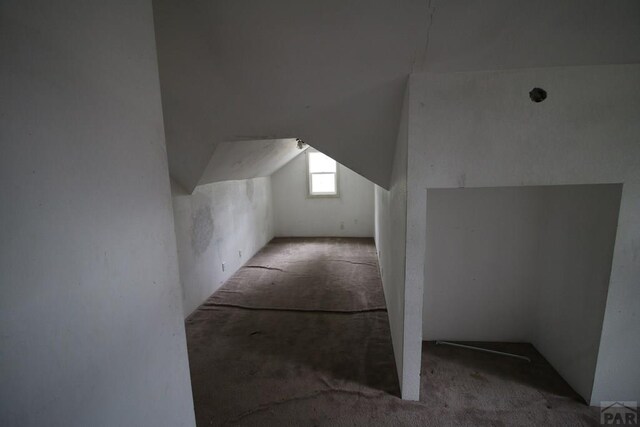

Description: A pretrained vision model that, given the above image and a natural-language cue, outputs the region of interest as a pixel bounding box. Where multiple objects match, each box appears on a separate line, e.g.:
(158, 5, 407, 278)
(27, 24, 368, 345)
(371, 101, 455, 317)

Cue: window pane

(308, 152, 336, 173)
(311, 173, 336, 194)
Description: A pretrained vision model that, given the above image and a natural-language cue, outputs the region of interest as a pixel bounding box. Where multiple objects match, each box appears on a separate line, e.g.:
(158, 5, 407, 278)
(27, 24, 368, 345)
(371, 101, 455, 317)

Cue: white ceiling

(199, 138, 306, 185)
(153, 0, 640, 192)
(153, 0, 429, 191)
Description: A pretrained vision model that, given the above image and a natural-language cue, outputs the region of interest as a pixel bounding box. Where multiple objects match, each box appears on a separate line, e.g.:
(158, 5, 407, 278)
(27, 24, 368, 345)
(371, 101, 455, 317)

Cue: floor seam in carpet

(202, 302, 387, 314)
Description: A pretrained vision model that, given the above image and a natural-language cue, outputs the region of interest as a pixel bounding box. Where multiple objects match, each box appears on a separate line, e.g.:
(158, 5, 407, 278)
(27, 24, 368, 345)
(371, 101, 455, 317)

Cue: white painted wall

(534, 184, 622, 402)
(419, 0, 640, 73)
(424, 187, 540, 341)
(408, 65, 640, 404)
(272, 153, 374, 237)
(374, 88, 417, 399)
(171, 178, 274, 316)
(0, 1, 195, 425)
(424, 185, 622, 402)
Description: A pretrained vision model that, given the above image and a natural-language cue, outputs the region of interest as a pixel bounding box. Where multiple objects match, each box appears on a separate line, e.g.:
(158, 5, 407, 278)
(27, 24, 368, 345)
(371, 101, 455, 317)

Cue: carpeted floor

(185, 237, 599, 426)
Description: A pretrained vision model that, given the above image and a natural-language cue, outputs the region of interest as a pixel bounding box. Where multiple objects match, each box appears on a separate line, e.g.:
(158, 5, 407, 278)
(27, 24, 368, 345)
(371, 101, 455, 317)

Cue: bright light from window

(311, 173, 336, 193)
(308, 151, 338, 196)
(308, 152, 336, 173)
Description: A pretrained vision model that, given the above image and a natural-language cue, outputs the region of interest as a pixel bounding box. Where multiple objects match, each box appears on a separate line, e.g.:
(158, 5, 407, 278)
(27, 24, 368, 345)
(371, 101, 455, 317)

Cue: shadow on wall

(191, 204, 214, 256)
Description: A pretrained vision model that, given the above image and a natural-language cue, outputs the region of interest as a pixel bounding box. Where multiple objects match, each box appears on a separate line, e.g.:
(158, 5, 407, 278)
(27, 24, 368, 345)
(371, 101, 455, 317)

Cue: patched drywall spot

(246, 180, 254, 202)
(191, 205, 214, 256)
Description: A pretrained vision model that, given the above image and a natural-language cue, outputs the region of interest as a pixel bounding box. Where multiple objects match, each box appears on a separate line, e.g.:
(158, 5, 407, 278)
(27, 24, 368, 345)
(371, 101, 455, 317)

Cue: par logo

(601, 401, 638, 425)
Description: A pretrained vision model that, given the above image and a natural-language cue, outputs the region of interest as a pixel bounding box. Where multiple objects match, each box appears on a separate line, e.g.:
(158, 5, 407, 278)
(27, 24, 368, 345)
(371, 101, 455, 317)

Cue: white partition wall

(0, 1, 195, 425)
(374, 87, 421, 400)
(407, 65, 640, 404)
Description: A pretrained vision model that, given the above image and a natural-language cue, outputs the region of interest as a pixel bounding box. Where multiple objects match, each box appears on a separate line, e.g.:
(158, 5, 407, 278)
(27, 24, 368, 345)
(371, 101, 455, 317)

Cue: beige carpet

(185, 237, 599, 426)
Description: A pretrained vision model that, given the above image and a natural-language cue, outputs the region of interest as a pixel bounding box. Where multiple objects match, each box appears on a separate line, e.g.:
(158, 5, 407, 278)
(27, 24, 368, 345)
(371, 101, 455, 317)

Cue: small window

(307, 150, 338, 197)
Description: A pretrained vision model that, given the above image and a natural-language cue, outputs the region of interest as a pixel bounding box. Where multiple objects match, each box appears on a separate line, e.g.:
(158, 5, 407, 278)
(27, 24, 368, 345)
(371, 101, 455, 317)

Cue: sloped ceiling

(153, 0, 640, 192)
(200, 138, 307, 184)
(153, 0, 429, 192)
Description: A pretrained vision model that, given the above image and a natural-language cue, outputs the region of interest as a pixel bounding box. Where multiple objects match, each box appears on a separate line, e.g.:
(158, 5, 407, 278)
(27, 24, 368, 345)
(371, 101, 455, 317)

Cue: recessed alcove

(424, 184, 623, 402)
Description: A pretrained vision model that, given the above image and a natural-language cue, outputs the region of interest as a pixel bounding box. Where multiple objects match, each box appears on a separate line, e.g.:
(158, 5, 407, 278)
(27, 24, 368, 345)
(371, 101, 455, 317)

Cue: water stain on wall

(246, 180, 254, 202)
(191, 205, 214, 256)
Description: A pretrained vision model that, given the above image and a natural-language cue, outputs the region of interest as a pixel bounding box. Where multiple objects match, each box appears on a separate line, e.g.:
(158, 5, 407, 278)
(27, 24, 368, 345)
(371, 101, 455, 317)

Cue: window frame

(306, 150, 340, 198)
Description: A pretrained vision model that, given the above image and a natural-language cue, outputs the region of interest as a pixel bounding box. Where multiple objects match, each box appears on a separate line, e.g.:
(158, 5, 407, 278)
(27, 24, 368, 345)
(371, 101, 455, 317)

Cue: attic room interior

(1, 1, 639, 426)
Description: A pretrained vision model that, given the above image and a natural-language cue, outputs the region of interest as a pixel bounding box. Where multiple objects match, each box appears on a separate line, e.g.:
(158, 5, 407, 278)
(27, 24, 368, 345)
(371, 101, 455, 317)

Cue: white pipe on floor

(435, 341, 531, 362)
